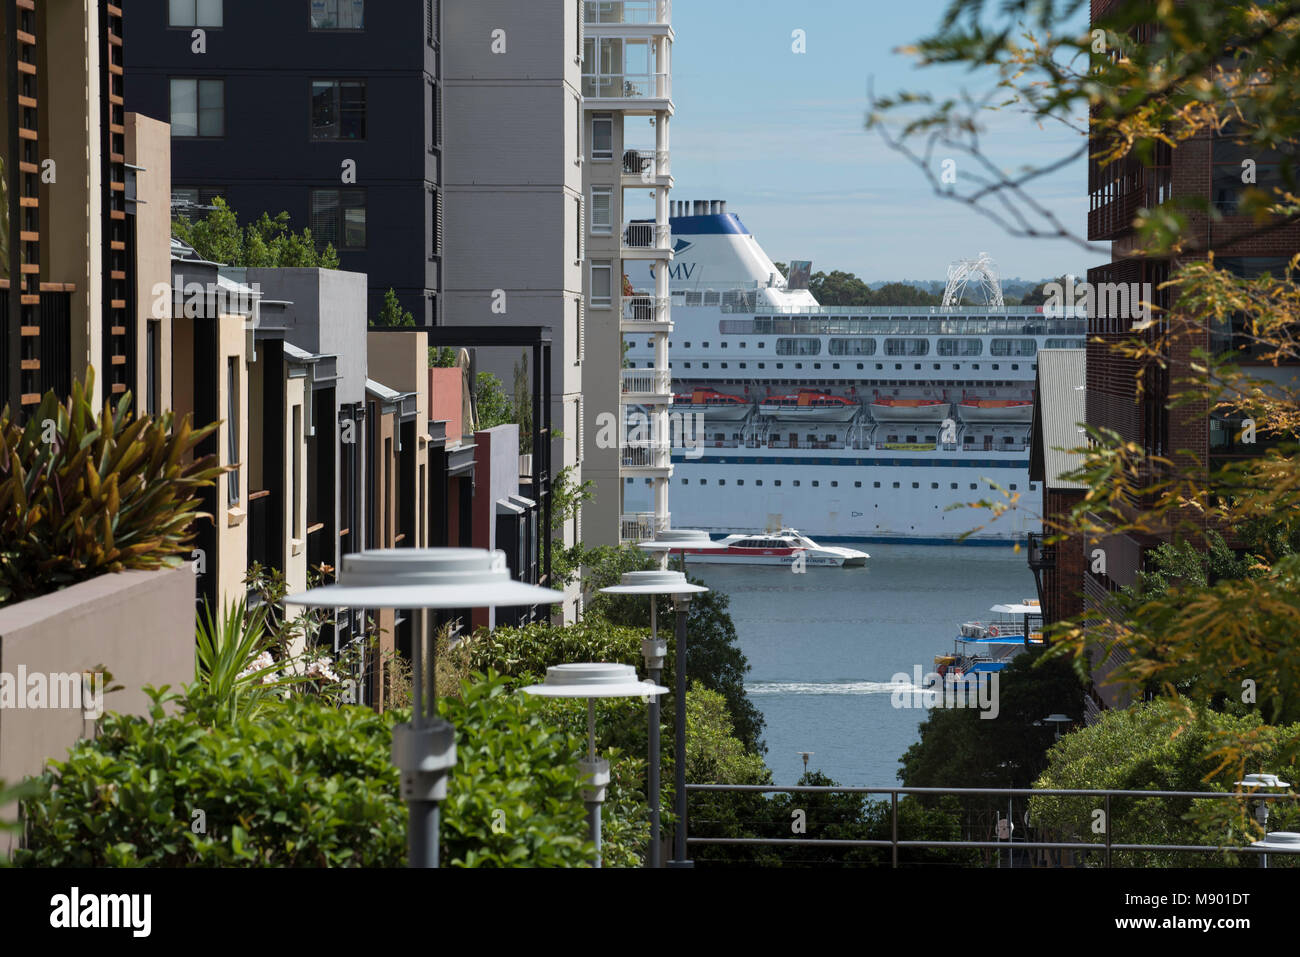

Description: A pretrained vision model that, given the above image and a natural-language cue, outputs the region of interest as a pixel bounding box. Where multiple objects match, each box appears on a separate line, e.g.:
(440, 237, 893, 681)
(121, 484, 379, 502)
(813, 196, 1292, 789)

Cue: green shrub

(16, 674, 614, 868)
(0, 372, 223, 606)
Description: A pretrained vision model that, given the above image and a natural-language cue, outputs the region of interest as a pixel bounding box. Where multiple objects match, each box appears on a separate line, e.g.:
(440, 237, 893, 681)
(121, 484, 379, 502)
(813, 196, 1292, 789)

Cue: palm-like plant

(193, 599, 298, 722)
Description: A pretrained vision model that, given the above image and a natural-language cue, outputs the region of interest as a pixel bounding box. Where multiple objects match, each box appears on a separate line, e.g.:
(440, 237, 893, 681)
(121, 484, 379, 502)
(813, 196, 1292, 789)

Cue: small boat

(758, 390, 860, 422)
(682, 528, 869, 567)
(958, 397, 1034, 423)
(670, 387, 753, 421)
(869, 397, 951, 421)
(935, 599, 1043, 679)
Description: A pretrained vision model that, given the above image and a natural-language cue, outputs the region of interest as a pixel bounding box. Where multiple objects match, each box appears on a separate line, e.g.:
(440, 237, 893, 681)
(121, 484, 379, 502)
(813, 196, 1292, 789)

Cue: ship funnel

(719, 200, 727, 214)
(710, 200, 720, 214)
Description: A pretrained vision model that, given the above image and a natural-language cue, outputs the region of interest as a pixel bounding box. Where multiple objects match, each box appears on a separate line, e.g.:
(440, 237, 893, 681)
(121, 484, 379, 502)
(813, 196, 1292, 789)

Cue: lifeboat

(758, 389, 861, 422)
(670, 388, 753, 421)
(869, 397, 951, 422)
(958, 397, 1034, 423)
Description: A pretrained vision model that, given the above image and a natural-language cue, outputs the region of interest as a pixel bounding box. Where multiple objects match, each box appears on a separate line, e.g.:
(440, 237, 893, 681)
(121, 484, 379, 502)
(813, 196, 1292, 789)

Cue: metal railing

(622, 147, 670, 179)
(584, 0, 671, 25)
(621, 444, 672, 469)
(622, 221, 671, 251)
(619, 510, 670, 543)
(620, 368, 671, 394)
(683, 784, 1300, 867)
(621, 294, 670, 324)
(582, 73, 672, 100)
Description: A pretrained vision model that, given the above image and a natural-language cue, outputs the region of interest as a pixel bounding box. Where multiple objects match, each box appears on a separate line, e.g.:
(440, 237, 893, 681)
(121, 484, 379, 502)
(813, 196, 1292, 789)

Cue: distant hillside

(772, 263, 1064, 306)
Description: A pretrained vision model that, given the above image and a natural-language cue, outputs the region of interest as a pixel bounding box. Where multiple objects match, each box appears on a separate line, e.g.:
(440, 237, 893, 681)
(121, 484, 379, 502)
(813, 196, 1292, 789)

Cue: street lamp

(636, 530, 715, 868)
(1041, 713, 1072, 741)
(286, 548, 562, 868)
(1250, 831, 1300, 869)
(797, 752, 814, 775)
(599, 569, 709, 867)
(522, 663, 667, 868)
(1235, 772, 1292, 866)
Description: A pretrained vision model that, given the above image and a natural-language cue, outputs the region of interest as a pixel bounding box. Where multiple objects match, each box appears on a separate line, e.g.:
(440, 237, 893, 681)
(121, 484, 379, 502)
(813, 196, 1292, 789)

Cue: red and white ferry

(679, 528, 868, 567)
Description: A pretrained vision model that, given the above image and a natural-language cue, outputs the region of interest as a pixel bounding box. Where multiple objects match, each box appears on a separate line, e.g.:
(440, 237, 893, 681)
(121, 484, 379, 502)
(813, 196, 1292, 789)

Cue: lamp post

(522, 663, 667, 868)
(797, 752, 814, 776)
(599, 569, 709, 867)
(1041, 713, 1072, 741)
(1235, 772, 1293, 867)
(636, 530, 715, 869)
(1250, 832, 1300, 869)
(286, 548, 562, 868)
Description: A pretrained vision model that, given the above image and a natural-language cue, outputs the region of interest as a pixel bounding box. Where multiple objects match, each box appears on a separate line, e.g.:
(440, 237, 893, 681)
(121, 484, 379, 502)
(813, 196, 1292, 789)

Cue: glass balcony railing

(584, 1, 671, 26)
(582, 73, 671, 100)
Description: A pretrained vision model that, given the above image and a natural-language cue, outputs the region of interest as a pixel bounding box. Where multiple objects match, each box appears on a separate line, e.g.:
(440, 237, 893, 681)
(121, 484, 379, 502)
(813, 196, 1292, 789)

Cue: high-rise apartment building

(579, 0, 675, 546)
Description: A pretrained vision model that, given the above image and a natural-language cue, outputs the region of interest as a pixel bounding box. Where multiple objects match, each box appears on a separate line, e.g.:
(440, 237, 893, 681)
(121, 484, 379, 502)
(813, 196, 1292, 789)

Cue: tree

(871, 281, 941, 306)
(511, 351, 534, 456)
(172, 197, 339, 269)
(1018, 275, 1071, 307)
(868, 0, 1300, 787)
(473, 371, 512, 430)
(809, 269, 874, 306)
(373, 287, 414, 328)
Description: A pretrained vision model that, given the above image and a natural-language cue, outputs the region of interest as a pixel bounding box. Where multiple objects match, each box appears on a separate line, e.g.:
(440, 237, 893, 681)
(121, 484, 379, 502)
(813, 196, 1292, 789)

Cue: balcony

(585, 0, 671, 26)
(620, 368, 671, 400)
(621, 221, 672, 259)
(620, 294, 670, 328)
(620, 510, 670, 544)
(621, 147, 671, 185)
(1026, 532, 1056, 571)
(620, 443, 672, 470)
(582, 73, 672, 112)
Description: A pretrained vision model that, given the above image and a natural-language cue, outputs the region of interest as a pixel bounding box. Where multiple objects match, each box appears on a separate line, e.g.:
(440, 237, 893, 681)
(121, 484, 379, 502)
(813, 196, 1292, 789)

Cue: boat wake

(747, 679, 927, 696)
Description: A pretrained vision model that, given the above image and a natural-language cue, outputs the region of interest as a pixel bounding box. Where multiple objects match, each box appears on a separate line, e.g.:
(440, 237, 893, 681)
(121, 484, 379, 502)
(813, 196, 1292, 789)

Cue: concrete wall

(126, 112, 173, 414)
(430, 367, 466, 444)
(0, 566, 196, 847)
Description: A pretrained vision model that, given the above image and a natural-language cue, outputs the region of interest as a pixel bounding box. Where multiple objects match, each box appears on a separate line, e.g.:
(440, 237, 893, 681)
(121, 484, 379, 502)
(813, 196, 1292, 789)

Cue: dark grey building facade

(124, 0, 443, 324)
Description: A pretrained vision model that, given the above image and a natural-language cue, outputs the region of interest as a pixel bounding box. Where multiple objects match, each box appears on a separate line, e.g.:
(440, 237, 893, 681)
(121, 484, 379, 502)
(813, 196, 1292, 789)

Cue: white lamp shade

(1236, 773, 1292, 789)
(521, 663, 668, 699)
(1253, 832, 1300, 851)
(284, 548, 564, 610)
(599, 570, 710, 596)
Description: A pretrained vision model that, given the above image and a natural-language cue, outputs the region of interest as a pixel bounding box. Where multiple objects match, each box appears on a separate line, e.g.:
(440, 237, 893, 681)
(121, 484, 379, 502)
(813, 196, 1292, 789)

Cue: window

(310, 0, 364, 29)
(990, 338, 1037, 356)
(812, 481, 819, 487)
(776, 337, 821, 356)
(756, 480, 763, 487)
(169, 0, 222, 27)
(592, 113, 613, 159)
(950, 483, 958, 489)
(310, 189, 366, 249)
(884, 338, 929, 356)
(172, 186, 224, 217)
(873, 481, 880, 488)
(591, 261, 612, 306)
(170, 78, 224, 138)
(774, 480, 781, 487)
(311, 80, 366, 140)
(793, 480, 800, 487)
(938, 338, 982, 356)
(292, 405, 302, 538)
(829, 338, 877, 355)
(576, 197, 584, 261)
(892, 482, 900, 489)
(226, 358, 240, 505)
(590, 186, 613, 233)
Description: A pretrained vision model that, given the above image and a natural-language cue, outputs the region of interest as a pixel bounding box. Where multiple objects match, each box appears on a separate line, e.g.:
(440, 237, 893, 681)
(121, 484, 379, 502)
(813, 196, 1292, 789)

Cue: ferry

(934, 600, 1044, 679)
(681, 528, 869, 567)
(621, 200, 1087, 542)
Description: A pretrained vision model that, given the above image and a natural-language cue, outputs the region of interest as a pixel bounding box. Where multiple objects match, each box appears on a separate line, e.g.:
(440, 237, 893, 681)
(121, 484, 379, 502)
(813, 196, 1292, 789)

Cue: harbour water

(688, 543, 1037, 787)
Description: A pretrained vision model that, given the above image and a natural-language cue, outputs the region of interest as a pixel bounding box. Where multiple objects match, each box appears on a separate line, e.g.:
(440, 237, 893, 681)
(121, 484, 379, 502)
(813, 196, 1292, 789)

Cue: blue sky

(666, 0, 1091, 283)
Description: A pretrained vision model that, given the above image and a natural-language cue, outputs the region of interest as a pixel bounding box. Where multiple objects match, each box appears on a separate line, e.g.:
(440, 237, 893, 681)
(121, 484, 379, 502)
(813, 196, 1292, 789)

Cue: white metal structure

(580, 0, 676, 545)
(943, 252, 1005, 308)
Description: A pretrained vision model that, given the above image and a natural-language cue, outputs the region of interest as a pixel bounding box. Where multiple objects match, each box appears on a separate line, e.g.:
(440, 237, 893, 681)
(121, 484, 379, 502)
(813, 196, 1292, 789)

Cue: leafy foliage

(373, 287, 415, 328)
(473, 371, 512, 430)
(172, 197, 340, 268)
(16, 674, 614, 868)
(1030, 700, 1300, 867)
(0, 372, 223, 606)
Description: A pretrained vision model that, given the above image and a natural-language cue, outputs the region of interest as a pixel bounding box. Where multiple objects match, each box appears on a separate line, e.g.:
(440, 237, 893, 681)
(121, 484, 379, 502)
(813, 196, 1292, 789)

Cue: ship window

(1003, 436, 1014, 444)
(914, 364, 921, 370)
(741, 342, 746, 347)
(737, 480, 744, 486)
(795, 363, 803, 369)
(756, 480, 763, 486)
(931, 482, 939, 489)
(895, 364, 902, 370)
(934, 364, 941, 370)
(774, 480, 781, 487)
(703, 342, 710, 347)
(855, 481, 862, 488)
(884, 338, 929, 356)
(831, 481, 838, 487)
(722, 342, 728, 348)
(1030, 482, 1037, 491)
(874, 482, 881, 488)
(1012, 364, 1019, 370)
(970, 483, 977, 489)
(721, 363, 727, 368)
(992, 364, 1000, 370)
(833, 363, 840, 369)
(812, 481, 819, 487)
(776, 338, 821, 356)
(683, 362, 691, 368)
(793, 480, 800, 487)
(939, 339, 982, 356)
(912, 482, 919, 489)
(684, 342, 690, 348)
(681, 479, 687, 485)
(740, 363, 747, 369)
(875, 364, 883, 370)
(703, 363, 709, 368)
(719, 479, 725, 486)
(814, 363, 821, 369)
(950, 483, 958, 489)
(990, 338, 1037, 356)
(829, 338, 877, 356)
(973, 364, 980, 369)
(953, 364, 960, 370)
(758, 363, 765, 369)
(857, 364, 864, 370)
(1010, 484, 1017, 490)
(699, 479, 705, 485)
(892, 482, 899, 488)
(776, 363, 784, 369)
(758, 342, 765, 348)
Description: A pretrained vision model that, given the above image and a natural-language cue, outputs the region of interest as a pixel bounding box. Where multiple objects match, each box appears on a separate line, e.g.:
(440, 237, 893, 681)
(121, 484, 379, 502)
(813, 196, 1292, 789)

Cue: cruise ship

(620, 201, 1086, 543)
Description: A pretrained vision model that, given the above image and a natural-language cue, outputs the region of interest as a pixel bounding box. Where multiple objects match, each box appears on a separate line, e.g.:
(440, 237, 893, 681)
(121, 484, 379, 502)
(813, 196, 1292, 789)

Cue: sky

(666, 0, 1091, 283)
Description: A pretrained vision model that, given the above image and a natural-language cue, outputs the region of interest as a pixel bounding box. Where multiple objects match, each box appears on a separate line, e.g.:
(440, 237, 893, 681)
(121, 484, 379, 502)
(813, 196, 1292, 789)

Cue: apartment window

(310, 189, 366, 249)
(292, 405, 303, 538)
(311, 80, 366, 140)
(591, 261, 612, 306)
(430, 189, 442, 257)
(592, 113, 613, 159)
(169, 0, 222, 27)
(576, 197, 584, 262)
(591, 186, 613, 233)
(226, 358, 240, 505)
(310, 0, 365, 30)
(172, 186, 224, 218)
(170, 78, 224, 138)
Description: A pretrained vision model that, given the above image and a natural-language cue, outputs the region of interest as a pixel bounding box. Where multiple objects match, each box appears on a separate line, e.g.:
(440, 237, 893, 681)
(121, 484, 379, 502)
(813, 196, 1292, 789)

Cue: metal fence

(684, 784, 1300, 867)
